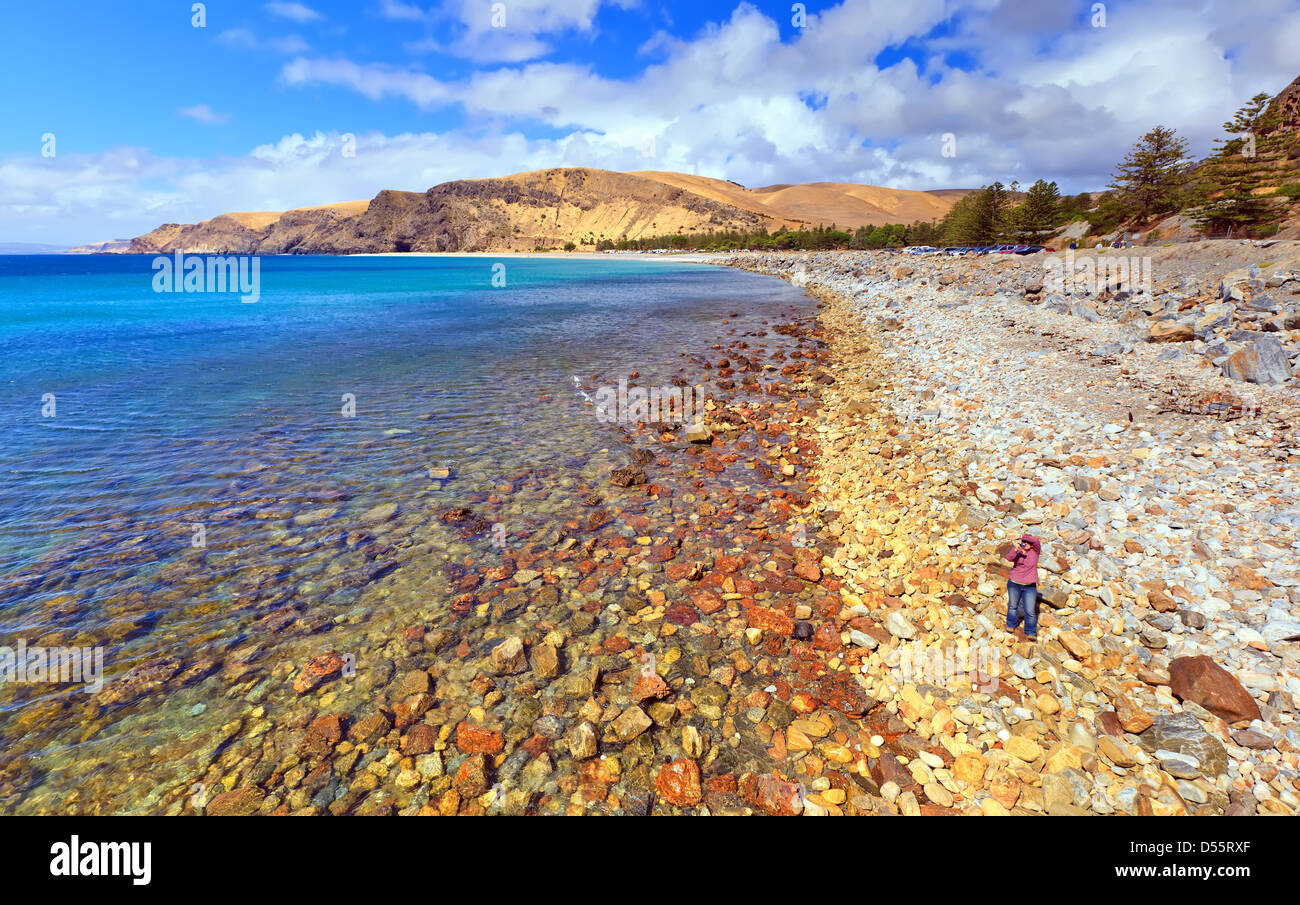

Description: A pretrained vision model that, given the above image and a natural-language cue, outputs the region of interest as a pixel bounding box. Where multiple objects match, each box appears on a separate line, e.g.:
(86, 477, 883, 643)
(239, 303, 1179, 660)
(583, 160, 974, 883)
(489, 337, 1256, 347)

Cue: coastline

(718, 250, 1300, 815)
(4, 251, 1297, 816)
(2, 258, 834, 815)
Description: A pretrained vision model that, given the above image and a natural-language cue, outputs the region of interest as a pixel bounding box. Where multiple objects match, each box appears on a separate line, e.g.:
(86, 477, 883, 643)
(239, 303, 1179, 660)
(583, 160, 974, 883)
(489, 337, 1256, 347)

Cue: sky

(2, 0, 1298, 245)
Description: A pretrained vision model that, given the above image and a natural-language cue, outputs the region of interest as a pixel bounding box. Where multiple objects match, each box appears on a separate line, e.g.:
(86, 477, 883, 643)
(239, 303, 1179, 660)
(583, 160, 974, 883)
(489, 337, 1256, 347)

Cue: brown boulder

(1148, 320, 1193, 343)
(401, 723, 438, 755)
(609, 467, 647, 487)
(1168, 656, 1261, 724)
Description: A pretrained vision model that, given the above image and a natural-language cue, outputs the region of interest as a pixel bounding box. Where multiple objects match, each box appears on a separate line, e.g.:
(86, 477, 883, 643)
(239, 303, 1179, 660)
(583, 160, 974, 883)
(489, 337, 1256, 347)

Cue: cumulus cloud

(1, 130, 620, 244)
(282, 0, 1300, 188)
(8, 0, 1300, 244)
(392, 0, 640, 62)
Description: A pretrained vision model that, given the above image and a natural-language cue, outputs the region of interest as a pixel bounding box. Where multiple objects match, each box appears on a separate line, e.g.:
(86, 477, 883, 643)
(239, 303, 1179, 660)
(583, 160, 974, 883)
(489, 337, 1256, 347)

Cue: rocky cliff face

(126, 168, 778, 255)
(1269, 74, 1300, 136)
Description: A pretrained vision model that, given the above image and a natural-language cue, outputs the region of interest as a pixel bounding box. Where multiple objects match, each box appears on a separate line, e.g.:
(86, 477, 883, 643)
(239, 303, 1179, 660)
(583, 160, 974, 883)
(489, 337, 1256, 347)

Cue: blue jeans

(1007, 580, 1038, 636)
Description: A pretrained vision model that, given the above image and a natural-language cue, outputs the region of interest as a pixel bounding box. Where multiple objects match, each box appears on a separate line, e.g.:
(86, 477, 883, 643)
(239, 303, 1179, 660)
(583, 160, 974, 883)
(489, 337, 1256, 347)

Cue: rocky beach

(4, 246, 1299, 817)
(709, 244, 1300, 815)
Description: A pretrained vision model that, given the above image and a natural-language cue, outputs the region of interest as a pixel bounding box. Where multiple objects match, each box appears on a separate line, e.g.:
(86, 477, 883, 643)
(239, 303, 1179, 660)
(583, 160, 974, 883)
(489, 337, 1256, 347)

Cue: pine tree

(940, 182, 1015, 245)
(1192, 92, 1289, 236)
(1011, 179, 1062, 242)
(1107, 126, 1191, 224)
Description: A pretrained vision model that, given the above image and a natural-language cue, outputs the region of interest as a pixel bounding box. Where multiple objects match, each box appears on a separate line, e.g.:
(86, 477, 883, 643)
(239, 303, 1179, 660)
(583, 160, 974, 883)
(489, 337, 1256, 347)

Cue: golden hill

(126, 168, 965, 254)
(629, 171, 957, 228)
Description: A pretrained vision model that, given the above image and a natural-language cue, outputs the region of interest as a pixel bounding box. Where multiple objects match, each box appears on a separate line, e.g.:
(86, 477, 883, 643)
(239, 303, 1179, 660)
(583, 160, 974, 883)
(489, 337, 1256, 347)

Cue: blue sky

(3, 0, 1299, 244)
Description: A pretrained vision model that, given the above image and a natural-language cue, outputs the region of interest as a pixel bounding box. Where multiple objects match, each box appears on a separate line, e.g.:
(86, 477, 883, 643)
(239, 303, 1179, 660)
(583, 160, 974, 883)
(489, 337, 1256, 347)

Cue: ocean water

(0, 253, 814, 813)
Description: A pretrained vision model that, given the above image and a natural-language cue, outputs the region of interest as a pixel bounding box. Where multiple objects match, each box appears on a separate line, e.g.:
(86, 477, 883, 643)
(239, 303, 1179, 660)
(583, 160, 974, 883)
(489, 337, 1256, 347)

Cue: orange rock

(794, 561, 822, 582)
(292, 650, 348, 694)
(656, 759, 702, 807)
(691, 589, 726, 614)
(988, 768, 1020, 810)
(1114, 695, 1154, 733)
(749, 606, 795, 636)
(633, 672, 671, 703)
(1229, 565, 1272, 591)
(791, 693, 819, 714)
(456, 722, 505, 755)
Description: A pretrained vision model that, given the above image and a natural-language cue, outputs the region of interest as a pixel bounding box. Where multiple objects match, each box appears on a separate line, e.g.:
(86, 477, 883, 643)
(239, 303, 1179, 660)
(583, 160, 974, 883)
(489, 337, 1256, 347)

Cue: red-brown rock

(691, 590, 726, 614)
(1095, 709, 1123, 737)
(814, 672, 877, 718)
(1168, 656, 1261, 724)
(665, 602, 699, 626)
(739, 772, 804, 816)
(633, 671, 671, 703)
(401, 723, 438, 756)
(794, 561, 822, 582)
(812, 621, 841, 651)
(293, 650, 348, 694)
(455, 753, 489, 796)
(715, 555, 744, 574)
(656, 759, 703, 807)
(456, 722, 506, 754)
(206, 785, 266, 817)
(748, 606, 795, 636)
(299, 713, 348, 757)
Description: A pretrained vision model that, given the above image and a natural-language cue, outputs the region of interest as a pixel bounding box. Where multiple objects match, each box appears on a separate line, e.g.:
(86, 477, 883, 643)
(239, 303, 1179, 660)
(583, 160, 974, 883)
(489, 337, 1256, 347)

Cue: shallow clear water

(0, 253, 813, 813)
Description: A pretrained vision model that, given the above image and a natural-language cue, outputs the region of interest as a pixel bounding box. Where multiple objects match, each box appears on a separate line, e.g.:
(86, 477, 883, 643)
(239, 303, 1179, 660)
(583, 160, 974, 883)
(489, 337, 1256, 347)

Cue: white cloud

(279, 0, 1300, 189)
(410, 0, 640, 62)
(8, 0, 1300, 244)
(177, 104, 232, 125)
(1, 130, 610, 244)
(281, 57, 455, 107)
(218, 27, 309, 54)
(378, 0, 428, 21)
(266, 2, 322, 23)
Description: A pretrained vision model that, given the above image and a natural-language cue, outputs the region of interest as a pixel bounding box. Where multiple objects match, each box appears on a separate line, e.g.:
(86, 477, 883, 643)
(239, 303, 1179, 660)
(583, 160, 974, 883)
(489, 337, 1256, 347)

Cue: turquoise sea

(0, 253, 813, 813)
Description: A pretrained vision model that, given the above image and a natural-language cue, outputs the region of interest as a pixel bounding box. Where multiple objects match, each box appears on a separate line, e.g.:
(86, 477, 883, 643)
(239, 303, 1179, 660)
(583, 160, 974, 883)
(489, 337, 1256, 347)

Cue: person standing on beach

(1005, 534, 1041, 641)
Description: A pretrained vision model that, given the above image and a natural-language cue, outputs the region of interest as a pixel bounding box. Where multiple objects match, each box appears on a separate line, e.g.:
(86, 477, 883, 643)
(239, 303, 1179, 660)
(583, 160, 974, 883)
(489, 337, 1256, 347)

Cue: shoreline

(721, 250, 1300, 815)
(44, 251, 718, 264)
(2, 263, 835, 815)
(5, 251, 1297, 816)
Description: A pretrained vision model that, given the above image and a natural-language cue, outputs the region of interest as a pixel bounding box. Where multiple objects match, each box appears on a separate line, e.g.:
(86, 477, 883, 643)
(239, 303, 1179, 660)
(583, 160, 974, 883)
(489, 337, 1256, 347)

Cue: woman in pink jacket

(1005, 534, 1041, 640)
